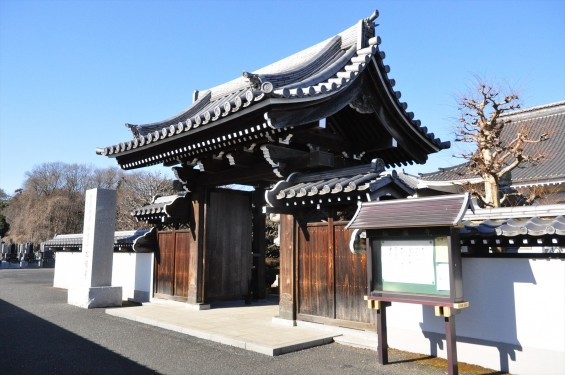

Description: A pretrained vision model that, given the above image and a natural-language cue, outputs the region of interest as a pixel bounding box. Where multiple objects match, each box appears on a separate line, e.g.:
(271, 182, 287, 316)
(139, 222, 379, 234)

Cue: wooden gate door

(297, 222, 335, 318)
(334, 223, 372, 324)
(297, 221, 372, 325)
(204, 190, 252, 301)
(154, 230, 192, 301)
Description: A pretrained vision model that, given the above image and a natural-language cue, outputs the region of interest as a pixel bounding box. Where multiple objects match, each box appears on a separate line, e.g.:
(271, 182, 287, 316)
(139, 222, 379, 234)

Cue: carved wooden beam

(198, 157, 231, 173)
(173, 164, 200, 185)
(285, 150, 335, 170)
(261, 144, 309, 163)
(226, 151, 261, 168)
(195, 163, 278, 187)
(292, 127, 352, 151)
(364, 135, 397, 152)
(261, 144, 336, 173)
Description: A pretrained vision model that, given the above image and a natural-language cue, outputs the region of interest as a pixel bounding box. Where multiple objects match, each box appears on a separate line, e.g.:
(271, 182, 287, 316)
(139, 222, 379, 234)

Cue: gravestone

(68, 188, 122, 308)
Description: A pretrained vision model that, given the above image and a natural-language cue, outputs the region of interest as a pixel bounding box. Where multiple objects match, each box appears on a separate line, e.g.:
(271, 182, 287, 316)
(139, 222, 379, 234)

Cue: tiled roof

(131, 193, 190, 223)
(461, 215, 565, 237)
(462, 203, 565, 221)
(418, 101, 565, 186)
(97, 10, 447, 171)
(43, 230, 149, 249)
(457, 204, 565, 250)
(265, 159, 414, 209)
(347, 193, 473, 229)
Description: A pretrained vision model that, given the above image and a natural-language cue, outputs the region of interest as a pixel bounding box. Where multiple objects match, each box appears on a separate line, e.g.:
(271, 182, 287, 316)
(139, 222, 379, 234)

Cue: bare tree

(455, 81, 548, 207)
(3, 162, 174, 242)
(116, 170, 176, 230)
(91, 167, 123, 189)
(0, 188, 9, 238)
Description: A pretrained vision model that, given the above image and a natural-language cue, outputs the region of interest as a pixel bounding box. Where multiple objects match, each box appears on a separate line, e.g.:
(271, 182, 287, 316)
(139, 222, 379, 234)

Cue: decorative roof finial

(243, 71, 262, 89)
(243, 71, 273, 94)
(125, 123, 140, 137)
(367, 9, 379, 23)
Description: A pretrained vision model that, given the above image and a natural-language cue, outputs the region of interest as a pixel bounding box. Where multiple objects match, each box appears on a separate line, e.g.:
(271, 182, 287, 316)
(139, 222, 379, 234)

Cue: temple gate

(98, 10, 449, 317)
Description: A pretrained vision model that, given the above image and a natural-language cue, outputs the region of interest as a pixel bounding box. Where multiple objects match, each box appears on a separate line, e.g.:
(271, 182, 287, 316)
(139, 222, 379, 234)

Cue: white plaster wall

(53, 252, 83, 289)
(385, 258, 565, 375)
(53, 252, 154, 303)
(112, 252, 153, 302)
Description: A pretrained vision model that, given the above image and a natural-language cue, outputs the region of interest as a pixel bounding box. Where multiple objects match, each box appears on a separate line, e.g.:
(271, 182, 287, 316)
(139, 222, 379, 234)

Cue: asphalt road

(0, 268, 503, 375)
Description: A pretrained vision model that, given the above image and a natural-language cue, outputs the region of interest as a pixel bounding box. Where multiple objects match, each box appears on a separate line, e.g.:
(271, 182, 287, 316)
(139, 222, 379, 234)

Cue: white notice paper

(381, 240, 435, 285)
(435, 263, 450, 291)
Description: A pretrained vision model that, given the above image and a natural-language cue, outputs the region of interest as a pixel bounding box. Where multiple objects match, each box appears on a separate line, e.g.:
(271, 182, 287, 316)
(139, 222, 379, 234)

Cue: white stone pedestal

(68, 188, 122, 309)
(68, 286, 123, 309)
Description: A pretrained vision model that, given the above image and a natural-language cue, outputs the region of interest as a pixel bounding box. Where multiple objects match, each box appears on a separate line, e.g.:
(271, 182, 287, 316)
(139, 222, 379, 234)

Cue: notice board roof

(347, 193, 473, 230)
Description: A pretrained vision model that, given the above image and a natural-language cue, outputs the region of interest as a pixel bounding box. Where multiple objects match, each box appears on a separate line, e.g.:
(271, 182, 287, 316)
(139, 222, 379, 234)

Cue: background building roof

(417, 101, 565, 187)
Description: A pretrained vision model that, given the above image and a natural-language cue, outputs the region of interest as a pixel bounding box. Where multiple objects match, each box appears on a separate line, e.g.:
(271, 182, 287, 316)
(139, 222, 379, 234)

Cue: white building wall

(385, 258, 565, 375)
(53, 252, 82, 289)
(112, 252, 153, 302)
(53, 252, 153, 303)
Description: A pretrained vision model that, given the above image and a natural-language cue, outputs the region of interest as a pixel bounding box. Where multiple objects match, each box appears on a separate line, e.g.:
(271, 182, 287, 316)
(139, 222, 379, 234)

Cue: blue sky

(1, 0, 564, 195)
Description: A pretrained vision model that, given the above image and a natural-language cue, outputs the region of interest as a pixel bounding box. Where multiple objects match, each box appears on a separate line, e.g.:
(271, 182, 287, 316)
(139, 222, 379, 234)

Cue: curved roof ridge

(255, 36, 342, 78)
(124, 29, 354, 136)
(205, 34, 347, 101)
(277, 45, 357, 92)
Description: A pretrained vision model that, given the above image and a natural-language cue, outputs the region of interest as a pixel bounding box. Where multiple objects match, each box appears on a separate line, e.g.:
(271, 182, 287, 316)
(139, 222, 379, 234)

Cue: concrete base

(68, 286, 123, 309)
(130, 290, 150, 303)
(186, 303, 211, 311)
(272, 316, 297, 327)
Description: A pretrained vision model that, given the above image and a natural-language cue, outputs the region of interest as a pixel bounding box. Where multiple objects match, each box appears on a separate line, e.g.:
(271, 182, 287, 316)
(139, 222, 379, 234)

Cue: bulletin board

(377, 237, 450, 296)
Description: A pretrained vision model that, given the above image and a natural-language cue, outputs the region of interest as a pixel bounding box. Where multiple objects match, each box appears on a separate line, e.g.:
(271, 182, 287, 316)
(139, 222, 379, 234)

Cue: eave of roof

(132, 192, 192, 224)
(43, 230, 149, 247)
(461, 215, 565, 237)
(462, 204, 565, 221)
(265, 159, 414, 209)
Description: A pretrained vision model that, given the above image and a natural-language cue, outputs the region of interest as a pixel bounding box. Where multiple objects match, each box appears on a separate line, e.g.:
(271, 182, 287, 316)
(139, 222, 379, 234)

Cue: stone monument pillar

(68, 188, 122, 308)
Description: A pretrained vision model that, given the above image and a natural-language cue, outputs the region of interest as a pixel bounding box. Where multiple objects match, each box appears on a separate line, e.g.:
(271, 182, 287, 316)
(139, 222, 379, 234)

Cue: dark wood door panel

(155, 232, 174, 296)
(334, 224, 372, 323)
(155, 230, 192, 300)
(298, 224, 334, 318)
(173, 231, 191, 298)
(205, 190, 252, 300)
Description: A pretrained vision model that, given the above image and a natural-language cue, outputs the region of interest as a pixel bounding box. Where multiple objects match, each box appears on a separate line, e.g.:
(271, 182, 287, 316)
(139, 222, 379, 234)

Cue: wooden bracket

(364, 296, 389, 311)
(434, 301, 470, 317)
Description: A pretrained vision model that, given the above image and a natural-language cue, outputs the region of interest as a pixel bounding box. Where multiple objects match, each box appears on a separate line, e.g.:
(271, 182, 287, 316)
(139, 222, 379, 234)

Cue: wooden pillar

(445, 314, 459, 375)
(187, 188, 206, 304)
(251, 188, 266, 299)
(328, 209, 336, 319)
(278, 214, 296, 321)
(376, 301, 391, 365)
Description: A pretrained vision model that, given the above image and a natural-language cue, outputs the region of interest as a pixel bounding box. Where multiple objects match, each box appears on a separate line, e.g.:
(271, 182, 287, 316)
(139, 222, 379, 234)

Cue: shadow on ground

(0, 299, 157, 374)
